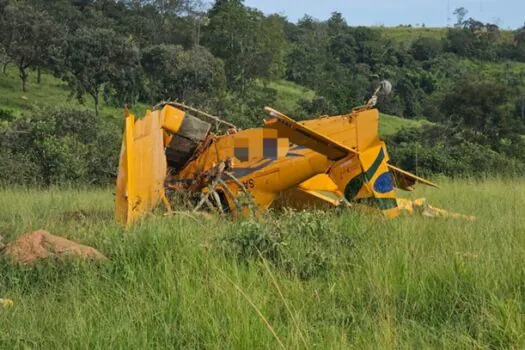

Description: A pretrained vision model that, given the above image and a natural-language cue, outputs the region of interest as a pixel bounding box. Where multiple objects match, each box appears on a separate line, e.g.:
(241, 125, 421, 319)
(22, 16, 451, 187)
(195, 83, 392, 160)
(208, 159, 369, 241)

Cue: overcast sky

(243, 0, 524, 29)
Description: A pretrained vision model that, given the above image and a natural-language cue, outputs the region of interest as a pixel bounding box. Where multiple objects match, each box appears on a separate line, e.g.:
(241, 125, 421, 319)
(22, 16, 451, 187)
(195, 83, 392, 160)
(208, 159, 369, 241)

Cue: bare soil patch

(1, 230, 107, 264)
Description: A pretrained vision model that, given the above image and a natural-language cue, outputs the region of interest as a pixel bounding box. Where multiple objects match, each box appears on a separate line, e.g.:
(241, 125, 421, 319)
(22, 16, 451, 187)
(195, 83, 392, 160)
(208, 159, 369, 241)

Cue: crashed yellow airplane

(115, 82, 470, 225)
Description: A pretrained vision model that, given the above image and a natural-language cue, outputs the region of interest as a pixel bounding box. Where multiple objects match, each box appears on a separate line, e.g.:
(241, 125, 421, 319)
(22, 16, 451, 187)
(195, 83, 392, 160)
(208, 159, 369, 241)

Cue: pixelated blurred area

(233, 129, 289, 162)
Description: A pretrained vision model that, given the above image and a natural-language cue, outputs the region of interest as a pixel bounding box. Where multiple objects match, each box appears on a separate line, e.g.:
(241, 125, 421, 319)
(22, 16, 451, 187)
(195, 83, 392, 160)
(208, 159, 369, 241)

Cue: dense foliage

(1, 0, 525, 183)
(0, 108, 120, 185)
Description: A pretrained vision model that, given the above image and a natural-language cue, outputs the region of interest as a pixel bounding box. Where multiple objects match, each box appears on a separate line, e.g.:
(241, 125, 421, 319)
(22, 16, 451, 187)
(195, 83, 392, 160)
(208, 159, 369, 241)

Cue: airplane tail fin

(328, 142, 400, 219)
(264, 106, 400, 218)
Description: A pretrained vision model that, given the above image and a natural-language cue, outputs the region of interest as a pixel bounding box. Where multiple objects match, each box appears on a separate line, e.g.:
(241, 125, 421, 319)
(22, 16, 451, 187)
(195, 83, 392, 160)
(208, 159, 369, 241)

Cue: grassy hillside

(0, 179, 524, 348)
(0, 68, 422, 136)
(266, 80, 316, 113)
(379, 26, 514, 46)
(379, 113, 428, 135)
(379, 27, 448, 45)
(0, 66, 148, 118)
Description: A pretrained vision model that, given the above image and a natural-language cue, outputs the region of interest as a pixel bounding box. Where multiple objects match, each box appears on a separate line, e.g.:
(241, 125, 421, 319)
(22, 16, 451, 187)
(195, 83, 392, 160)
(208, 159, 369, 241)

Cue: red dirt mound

(1, 230, 107, 264)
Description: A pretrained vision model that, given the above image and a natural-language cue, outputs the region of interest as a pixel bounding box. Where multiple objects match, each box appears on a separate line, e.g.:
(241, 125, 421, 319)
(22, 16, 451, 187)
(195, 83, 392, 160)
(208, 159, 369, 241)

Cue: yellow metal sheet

(264, 107, 357, 160)
(115, 110, 168, 226)
(354, 109, 380, 150)
(298, 174, 340, 194)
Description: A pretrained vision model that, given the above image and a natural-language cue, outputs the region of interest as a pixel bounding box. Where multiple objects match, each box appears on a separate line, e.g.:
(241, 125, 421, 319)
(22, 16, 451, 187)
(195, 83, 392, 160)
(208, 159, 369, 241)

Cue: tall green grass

(0, 179, 524, 348)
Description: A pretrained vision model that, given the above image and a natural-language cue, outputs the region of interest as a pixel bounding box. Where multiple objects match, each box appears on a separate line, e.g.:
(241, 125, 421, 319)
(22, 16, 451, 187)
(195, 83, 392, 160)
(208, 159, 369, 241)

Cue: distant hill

(378, 26, 514, 46)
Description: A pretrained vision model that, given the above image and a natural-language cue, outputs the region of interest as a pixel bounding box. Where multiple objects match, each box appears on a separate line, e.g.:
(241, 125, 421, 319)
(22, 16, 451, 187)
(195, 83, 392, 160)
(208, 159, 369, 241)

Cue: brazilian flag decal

(343, 148, 398, 211)
(344, 148, 385, 201)
(374, 172, 394, 194)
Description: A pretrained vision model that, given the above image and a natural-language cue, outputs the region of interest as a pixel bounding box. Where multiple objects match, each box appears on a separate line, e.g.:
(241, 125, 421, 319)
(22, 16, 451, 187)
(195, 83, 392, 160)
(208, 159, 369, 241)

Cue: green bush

(219, 218, 283, 265)
(386, 125, 525, 177)
(213, 83, 278, 129)
(0, 149, 40, 185)
(0, 107, 121, 185)
(218, 210, 356, 280)
(0, 108, 15, 122)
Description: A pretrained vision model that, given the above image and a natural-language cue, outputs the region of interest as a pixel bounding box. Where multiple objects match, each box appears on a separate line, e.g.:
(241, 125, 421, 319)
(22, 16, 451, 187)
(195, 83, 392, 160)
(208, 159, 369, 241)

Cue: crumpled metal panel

(165, 113, 211, 171)
(115, 110, 167, 226)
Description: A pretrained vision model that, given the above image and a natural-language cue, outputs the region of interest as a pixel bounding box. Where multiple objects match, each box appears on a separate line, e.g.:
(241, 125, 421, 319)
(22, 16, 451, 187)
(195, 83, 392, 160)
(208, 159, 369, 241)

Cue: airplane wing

(263, 107, 357, 160)
(388, 164, 439, 190)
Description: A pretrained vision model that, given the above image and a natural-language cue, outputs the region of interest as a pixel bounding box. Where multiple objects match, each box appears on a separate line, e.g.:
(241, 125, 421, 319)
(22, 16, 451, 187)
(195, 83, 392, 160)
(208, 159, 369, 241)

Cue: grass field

(0, 179, 524, 348)
(266, 80, 316, 114)
(379, 27, 448, 46)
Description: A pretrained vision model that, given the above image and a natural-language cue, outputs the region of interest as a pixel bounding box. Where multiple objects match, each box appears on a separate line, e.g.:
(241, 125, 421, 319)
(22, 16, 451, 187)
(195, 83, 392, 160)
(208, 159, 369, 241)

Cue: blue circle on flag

(374, 172, 394, 193)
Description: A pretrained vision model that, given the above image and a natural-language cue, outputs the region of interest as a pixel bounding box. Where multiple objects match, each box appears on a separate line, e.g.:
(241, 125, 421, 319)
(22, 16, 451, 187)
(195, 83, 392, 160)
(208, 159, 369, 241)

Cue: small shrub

(218, 210, 354, 280)
(219, 219, 284, 264)
(275, 210, 343, 279)
(0, 108, 15, 122)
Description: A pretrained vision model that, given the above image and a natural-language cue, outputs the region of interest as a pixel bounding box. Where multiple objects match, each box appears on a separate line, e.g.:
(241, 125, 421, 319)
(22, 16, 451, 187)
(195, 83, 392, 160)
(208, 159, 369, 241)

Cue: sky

(243, 0, 525, 29)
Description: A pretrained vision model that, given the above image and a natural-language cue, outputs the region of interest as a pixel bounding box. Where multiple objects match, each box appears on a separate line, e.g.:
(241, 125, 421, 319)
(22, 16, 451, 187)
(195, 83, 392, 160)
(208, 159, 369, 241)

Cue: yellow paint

(116, 108, 168, 226)
(0, 298, 13, 308)
(299, 174, 341, 194)
(160, 105, 185, 134)
(115, 103, 442, 224)
(397, 198, 476, 220)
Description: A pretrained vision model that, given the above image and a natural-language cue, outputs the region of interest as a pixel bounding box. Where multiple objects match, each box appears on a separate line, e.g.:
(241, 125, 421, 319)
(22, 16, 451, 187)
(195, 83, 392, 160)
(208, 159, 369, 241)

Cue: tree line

(2, 1, 525, 121)
(1, 0, 525, 182)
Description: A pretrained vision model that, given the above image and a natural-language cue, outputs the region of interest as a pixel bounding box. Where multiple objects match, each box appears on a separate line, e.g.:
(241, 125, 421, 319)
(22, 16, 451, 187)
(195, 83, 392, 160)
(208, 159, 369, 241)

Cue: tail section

(265, 107, 400, 218)
(328, 142, 399, 219)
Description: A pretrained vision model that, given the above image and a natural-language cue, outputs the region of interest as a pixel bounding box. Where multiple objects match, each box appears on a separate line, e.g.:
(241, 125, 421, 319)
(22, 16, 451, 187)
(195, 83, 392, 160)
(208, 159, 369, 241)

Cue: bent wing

(387, 164, 439, 191)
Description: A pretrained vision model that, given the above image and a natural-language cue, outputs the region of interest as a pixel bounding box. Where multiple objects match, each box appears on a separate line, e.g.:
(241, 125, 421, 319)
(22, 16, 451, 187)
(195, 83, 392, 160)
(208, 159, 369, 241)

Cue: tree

(327, 13, 357, 66)
(0, 1, 65, 91)
(326, 12, 347, 37)
(285, 16, 330, 90)
(350, 26, 385, 66)
(204, 0, 287, 93)
(410, 37, 443, 61)
(445, 19, 501, 60)
(64, 27, 141, 115)
(436, 80, 519, 145)
(141, 44, 226, 105)
(453, 7, 468, 27)
(515, 24, 525, 44)
(152, 0, 190, 15)
(513, 24, 525, 61)
(0, 45, 9, 75)
(396, 75, 425, 117)
(0, 0, 9, 74)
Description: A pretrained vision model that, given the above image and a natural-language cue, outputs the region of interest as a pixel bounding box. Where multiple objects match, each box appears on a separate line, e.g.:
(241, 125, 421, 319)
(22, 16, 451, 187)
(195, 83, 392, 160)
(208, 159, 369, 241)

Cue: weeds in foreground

(0, 179, 524, 348)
